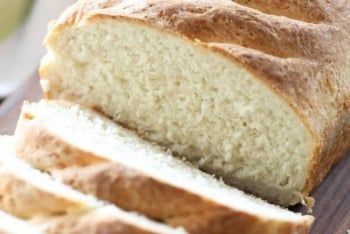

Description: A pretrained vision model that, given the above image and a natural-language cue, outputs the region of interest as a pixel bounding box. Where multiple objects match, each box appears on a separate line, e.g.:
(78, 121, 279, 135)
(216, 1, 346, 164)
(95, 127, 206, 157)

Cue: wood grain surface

(0, 74, 349, 234)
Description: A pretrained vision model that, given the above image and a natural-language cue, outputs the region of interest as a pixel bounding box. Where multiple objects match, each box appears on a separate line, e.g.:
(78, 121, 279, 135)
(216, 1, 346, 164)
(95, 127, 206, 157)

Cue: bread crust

(0, 172, 90, 219)
(41, 0, 350, 203)
(15, 112, 106, 169)
(0, 209, 173, 234)
(46, 210, 159, 234)
(54, 164, 313, 234)
(14, 111, 313, 234)
(233, 0, 333, 23)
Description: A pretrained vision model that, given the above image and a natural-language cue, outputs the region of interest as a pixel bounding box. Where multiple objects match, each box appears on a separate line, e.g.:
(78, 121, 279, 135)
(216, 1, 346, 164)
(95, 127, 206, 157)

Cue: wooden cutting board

(0, 73, 349, 234)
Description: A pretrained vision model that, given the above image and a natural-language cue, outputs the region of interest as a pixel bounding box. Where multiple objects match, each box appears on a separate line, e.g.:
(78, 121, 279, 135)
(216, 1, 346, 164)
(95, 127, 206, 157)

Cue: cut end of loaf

(40, 16, 315, 205)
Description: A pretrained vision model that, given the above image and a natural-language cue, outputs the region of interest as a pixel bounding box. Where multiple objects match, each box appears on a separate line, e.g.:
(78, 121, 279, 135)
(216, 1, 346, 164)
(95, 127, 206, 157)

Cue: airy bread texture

(0, 137, 185, 234)
(40, 0, 350, 206)
(15, 100, 313, 234)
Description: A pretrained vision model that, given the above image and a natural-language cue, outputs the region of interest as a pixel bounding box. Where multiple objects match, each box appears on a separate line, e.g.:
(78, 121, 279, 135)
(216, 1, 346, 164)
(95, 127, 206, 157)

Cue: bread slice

(39, 0, 350, 206)
(0, 207, 184, 234)
(15, 100, 314, 234)
(0, 137, 99, 219)
(0, 138, 186, 234)
(0, 211, 39, 234)
(43, 205, 186, 234)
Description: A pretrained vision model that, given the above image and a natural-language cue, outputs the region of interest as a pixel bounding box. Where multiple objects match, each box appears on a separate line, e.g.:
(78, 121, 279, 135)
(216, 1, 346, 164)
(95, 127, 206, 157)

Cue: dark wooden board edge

(0, 75, 349, 234)
(0, 72, 43, 134)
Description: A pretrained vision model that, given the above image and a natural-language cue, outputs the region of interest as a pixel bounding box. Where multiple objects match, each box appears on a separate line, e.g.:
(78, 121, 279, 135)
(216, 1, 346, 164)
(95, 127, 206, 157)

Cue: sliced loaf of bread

(0, 138, 186, 234)
(39, 0, 350, 206)
(15, 100, 313, 234)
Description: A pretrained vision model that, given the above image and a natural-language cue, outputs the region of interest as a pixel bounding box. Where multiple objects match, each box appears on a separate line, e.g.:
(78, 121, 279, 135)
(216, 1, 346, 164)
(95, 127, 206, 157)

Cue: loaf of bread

(39, 0, 350, 206)
(14, 100, 313, 234)
(0, 137, 186, 234)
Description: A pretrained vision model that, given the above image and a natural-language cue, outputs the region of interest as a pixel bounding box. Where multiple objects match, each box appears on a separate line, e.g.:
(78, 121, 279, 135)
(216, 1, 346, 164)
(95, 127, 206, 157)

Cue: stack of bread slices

(0, 100, 313, 234)
(2, 0, 350, 233)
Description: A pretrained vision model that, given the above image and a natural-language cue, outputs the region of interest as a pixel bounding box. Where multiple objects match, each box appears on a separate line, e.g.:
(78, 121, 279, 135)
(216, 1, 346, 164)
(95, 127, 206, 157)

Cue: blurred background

(0, 0, 75, 98)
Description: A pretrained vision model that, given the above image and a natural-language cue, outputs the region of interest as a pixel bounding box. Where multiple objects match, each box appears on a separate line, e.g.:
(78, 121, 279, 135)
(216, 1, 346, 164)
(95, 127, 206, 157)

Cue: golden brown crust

(53, 163, 219, 221)
(169, 209, 312, 234)
(14, 111, 313, 234)
(53, 164, 312, 234)
(234, 0, 339, 23)
(46, 211, 158, 234)
(15, 112, 107, 169)
(0, 172, 88, 219)
(43, 0, 350, 200)
(51, 0, 338, 59)
(0, 207, 172, 234)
